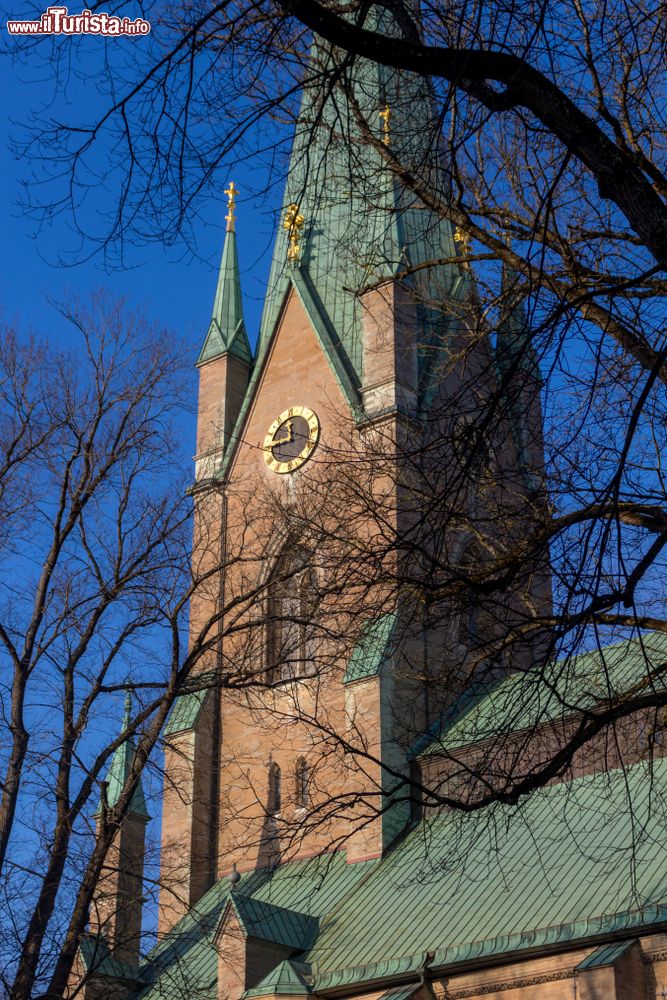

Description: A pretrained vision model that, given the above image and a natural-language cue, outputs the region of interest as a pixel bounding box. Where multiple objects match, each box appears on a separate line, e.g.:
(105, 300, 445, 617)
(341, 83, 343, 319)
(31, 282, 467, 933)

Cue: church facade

(76, 34, 667, 1000)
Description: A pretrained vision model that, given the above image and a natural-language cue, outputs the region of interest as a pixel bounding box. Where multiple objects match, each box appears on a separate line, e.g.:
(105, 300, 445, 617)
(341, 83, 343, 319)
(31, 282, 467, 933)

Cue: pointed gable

(226, 894, 318, 951)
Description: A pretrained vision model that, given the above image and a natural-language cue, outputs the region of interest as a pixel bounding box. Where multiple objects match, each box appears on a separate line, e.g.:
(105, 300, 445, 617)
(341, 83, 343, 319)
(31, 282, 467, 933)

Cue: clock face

(264, 406, 320, 474)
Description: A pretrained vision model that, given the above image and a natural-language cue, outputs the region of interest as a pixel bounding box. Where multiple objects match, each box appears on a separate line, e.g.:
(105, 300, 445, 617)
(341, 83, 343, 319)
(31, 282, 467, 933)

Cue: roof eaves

(312, 907, 667, 993)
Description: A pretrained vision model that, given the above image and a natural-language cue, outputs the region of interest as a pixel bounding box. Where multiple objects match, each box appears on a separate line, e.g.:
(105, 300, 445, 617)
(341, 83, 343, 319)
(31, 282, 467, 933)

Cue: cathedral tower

(157, 21, 550, 944)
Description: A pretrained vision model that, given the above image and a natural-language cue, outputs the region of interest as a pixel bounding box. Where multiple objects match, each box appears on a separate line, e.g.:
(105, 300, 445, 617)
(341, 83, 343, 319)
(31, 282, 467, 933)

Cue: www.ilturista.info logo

(6, 5, 150, 33)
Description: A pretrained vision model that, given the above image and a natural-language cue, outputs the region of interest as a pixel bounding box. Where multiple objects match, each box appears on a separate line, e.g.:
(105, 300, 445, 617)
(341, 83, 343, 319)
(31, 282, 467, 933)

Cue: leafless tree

(5, 0, 667, 987)
(0, 296, 335, 999)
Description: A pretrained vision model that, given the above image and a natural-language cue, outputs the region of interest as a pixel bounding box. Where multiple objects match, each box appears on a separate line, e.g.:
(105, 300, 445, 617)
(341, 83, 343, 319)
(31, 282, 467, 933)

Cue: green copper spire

(197, 181, 253, 367)
(103, 690, 150, 819)
(258, 19, 466, 392)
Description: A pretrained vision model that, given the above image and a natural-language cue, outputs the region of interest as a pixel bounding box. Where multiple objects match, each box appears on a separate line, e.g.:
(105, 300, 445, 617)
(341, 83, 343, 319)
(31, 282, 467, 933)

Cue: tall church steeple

(194, 182, 253, 480)
(256, 22, 468, 419)
(197, 182, 252, 369)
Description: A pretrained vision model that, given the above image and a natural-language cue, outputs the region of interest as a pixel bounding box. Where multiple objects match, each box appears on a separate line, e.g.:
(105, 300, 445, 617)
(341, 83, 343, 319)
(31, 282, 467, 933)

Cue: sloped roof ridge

(312, 904, 667, 992)
(414, 631, 667, 759)
(136, 849, 371, 980)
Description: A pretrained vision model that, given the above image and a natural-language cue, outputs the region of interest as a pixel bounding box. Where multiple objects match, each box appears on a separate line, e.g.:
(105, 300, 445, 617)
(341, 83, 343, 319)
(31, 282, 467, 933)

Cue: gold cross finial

(454, 225, 473, 269)
(284, 203, 305, 263)
(379, 104, 391, 146)
(224, 181, 238, 231)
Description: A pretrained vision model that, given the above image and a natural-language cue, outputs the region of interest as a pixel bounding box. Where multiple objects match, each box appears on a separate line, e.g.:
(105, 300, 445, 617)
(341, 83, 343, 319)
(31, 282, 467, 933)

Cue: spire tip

(225, 181, 239, 232)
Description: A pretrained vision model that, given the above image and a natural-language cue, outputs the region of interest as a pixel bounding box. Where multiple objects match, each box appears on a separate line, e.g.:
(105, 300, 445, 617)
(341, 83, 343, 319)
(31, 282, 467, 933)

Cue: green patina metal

(227, 894, 318, 952)
(197, 225, 253, 367)
(163, 687, 209, 737)
(305, 758, 667, 988)
(104, 693, 149, 819)
(133, 852, 373, 1000)
(131, 756, 667, 999)
(376, 986, 419, 1000)
(243, 960, 312, 998)
(203, 17, 476, 482)
(257, 32, 464, 393)
(574, 938, 636, 970)
(342, 612, 398, 684)
(415, 631, 667, 758)
(79, 933, 139, 983)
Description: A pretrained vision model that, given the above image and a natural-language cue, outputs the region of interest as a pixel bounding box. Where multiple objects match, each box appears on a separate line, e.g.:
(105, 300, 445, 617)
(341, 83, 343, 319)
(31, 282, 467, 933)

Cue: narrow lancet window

(268, 761, 281, 815)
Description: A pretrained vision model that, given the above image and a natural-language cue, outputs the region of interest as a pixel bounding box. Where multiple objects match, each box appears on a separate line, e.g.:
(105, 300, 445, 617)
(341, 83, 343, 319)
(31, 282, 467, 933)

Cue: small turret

(195, 182, 253, 480)
(88, 692, 149, 968)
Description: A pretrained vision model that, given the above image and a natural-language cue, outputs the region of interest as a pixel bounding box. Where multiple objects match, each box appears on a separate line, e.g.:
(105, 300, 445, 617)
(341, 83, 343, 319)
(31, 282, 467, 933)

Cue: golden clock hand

(270, 420, 293, 448)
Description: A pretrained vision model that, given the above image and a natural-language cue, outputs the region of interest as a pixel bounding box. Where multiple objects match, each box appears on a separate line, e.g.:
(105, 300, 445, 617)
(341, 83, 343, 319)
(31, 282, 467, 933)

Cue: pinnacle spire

(197, 183, 253, 367)
(123, 689, 132, 731)
(103, 692, 150, 819)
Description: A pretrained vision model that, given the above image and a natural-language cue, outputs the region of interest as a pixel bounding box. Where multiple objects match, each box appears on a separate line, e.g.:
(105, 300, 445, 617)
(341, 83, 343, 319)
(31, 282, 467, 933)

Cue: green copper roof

(198, 225, 252, 366)
(257, 29, 466, 400)
(78, 933, 139, 982)
(416, 631, 667, 757)
(228, 894, 318, 951)
(164, 687, 209, 737)
(104, 693, 149, 819)
(133, 852, 373, 1000)
(306, 758, 667, 988)
(343, 612, 397, 684)
(132, 757, 667, 1000)
(243, 960, 312, 998)
(575, 938, 635, 970)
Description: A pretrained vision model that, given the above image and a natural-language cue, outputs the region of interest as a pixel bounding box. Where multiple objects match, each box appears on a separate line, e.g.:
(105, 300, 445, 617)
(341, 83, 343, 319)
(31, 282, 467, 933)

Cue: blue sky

(0, 36, 277, 459)
(0, 37, 283, 929)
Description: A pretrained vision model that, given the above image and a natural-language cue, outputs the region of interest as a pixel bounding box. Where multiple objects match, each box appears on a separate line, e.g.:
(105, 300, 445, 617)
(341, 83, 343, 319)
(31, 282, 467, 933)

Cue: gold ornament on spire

(284, 203, 305, 263)
(454, 225, 473, 269)
(379, 104, 391, 146)
(224, 181, 238, 230)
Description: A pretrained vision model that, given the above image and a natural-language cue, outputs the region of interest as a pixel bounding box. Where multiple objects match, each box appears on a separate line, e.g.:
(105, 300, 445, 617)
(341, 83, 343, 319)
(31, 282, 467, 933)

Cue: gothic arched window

(268, 762, 281, 815)
(266, 549, 318, 683)
(295, 757, 309, 809)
